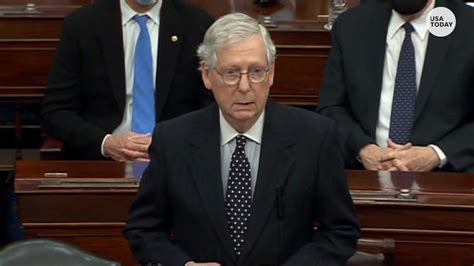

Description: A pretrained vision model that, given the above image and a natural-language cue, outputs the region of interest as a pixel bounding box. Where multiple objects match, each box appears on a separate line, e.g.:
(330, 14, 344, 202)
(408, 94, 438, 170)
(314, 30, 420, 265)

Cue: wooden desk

(0, 149, 40, 172)
(14, 161, 474, 265)
(15, 161, 140, 265)
(349, 170, 474, 265)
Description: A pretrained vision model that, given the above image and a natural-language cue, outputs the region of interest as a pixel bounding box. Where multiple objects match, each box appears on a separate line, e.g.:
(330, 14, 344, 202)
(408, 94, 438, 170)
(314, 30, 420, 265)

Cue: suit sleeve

(284, 121, 360, 266)
(41, 14, 107, 159)
(316, 18, 375, 166)
(124, 125, 191, 266)
(437, 121, 474, 172)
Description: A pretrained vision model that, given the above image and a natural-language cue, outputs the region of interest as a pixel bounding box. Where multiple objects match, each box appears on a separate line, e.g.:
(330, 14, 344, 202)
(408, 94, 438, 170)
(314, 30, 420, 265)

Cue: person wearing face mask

(317, 0, 474, 172)
(42, 0, 214, 161)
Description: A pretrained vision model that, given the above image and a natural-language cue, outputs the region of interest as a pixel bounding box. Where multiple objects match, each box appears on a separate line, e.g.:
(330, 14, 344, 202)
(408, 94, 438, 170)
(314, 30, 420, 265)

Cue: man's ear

(267, 62, 275, 87)
(200, 62, 213, 91)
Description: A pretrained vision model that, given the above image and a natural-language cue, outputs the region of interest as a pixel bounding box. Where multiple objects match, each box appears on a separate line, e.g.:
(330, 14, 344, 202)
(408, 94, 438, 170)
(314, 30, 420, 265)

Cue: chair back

(0, 238, 121, 266)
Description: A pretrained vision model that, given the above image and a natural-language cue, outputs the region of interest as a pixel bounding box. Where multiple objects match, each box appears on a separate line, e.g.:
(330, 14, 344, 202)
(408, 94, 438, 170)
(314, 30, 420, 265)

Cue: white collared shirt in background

(101, 0, 162, 156)
(376, 1, 447, 167)
(114, 0, 161, 134)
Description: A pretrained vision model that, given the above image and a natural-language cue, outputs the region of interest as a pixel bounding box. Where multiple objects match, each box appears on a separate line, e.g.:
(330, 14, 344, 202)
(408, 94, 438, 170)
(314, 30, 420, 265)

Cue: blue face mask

(136, 0, 158, 5)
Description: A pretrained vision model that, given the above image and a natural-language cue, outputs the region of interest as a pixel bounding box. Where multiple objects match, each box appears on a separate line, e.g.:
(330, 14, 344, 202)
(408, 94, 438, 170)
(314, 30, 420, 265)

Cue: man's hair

(197, 12, 276, 69)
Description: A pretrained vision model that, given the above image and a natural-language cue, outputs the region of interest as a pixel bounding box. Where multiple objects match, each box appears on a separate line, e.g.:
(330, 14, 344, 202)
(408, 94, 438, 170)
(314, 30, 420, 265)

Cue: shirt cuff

(429, 144, 448, 168)
(101, 134, 112, 158)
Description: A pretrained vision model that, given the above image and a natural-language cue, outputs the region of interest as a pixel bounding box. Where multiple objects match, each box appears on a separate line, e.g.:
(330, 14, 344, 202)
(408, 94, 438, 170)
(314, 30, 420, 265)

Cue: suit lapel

(365, 1, 392, 136)
(95, 0, 126, 114)
(414, 0, 453, 123)
(155, 0, 183, 120)
(239, 102, 296, 262)
(188, 105, 237, 262)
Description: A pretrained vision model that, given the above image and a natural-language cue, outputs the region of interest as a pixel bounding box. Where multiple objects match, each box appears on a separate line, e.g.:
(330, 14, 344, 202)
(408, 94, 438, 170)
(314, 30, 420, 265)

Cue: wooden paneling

(14, 161, 474, 266)
(0, 0, 343, 105)
(0, 43, 55, 87)
(0, 4, 77, 147)
(0, 0, 341, 147)
(349, 170, 474, 265)
(0, 0, 91, 5)
(273, 45, 329, 104)
(0, 16, 66, 39)
(15, 164, 138, 265)
(191, 0, 359, 21)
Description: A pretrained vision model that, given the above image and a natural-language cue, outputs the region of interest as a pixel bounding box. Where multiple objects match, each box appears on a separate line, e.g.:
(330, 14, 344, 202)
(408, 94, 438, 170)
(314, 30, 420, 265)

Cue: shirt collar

(120, 0, 162, 26)
(387, 0, 434, 41)
(220, 110, 264, 146)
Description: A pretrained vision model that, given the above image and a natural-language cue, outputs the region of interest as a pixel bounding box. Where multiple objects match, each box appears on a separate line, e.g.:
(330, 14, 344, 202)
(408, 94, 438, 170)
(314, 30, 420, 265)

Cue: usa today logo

(426, 7, 456, 37)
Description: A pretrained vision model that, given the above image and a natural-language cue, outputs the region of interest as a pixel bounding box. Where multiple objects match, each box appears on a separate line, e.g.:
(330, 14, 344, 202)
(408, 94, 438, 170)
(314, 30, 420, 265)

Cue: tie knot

(403, 22, 415, 34)
(134, 15, 149, 29)
(235, 135, 247, 149)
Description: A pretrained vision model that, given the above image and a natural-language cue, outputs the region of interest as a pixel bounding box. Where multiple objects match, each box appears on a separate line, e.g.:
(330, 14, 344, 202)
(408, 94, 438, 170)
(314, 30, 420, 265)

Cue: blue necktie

(225, 135, 252, 256)
(132, 15, 155, 134)
(389, 23, 416, 144)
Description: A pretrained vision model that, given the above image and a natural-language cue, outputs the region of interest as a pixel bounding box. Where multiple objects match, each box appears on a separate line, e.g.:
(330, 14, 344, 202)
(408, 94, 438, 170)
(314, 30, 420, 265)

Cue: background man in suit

(124, 12, 359, 266)
(317, 0, 474, 172)
(42, 0, 214, 160)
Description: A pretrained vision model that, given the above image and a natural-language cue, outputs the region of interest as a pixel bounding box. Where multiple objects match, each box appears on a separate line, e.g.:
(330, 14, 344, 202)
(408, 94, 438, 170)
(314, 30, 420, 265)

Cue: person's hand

(358, 143, 404, 170)
(104, 132, 152, 161)
(387, 139, 440, 172)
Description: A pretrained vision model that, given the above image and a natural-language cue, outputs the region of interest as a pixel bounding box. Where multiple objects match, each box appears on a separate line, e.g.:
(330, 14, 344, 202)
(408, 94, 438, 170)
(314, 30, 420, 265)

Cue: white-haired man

(125, 12, 360, 266)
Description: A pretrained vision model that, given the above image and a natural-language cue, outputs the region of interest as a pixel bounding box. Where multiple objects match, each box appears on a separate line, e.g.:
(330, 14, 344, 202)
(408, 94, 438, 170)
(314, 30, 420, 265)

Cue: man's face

(201, 34, 274, 131)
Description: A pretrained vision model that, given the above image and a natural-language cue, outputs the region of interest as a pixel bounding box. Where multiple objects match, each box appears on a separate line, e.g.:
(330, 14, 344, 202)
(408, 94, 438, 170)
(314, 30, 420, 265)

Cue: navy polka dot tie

(389, 23, 417, 145)
(225, 135, 252, 256)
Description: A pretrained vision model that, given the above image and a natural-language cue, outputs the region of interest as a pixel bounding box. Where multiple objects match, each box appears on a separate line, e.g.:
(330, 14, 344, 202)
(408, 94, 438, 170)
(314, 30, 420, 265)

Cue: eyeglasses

(214, 66, 270, 85)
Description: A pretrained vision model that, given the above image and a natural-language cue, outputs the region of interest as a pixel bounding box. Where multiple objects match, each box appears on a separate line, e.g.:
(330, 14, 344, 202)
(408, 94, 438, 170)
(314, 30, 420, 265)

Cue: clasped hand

(358, 139, 440, 172)
(104, 131, 152, 161)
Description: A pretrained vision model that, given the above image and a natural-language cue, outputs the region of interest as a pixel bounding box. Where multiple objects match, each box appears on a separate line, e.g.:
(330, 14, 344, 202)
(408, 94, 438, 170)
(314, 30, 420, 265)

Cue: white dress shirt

(220, 110, 264, 198)
(114, 0, 161, 134)
(376, 1, 447, 167)
(101, 0, 162, 156)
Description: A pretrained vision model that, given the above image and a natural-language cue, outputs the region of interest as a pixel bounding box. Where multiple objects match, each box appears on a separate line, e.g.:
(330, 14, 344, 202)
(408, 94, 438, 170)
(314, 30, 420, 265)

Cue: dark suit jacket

(317, 0, 474, 172)
(41, 0, 214, 159)
(124, 102, 360, 266)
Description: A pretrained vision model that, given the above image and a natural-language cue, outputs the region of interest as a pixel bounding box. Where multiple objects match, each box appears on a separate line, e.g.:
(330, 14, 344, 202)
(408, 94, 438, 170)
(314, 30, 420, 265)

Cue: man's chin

(232, 110, 257, 120)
